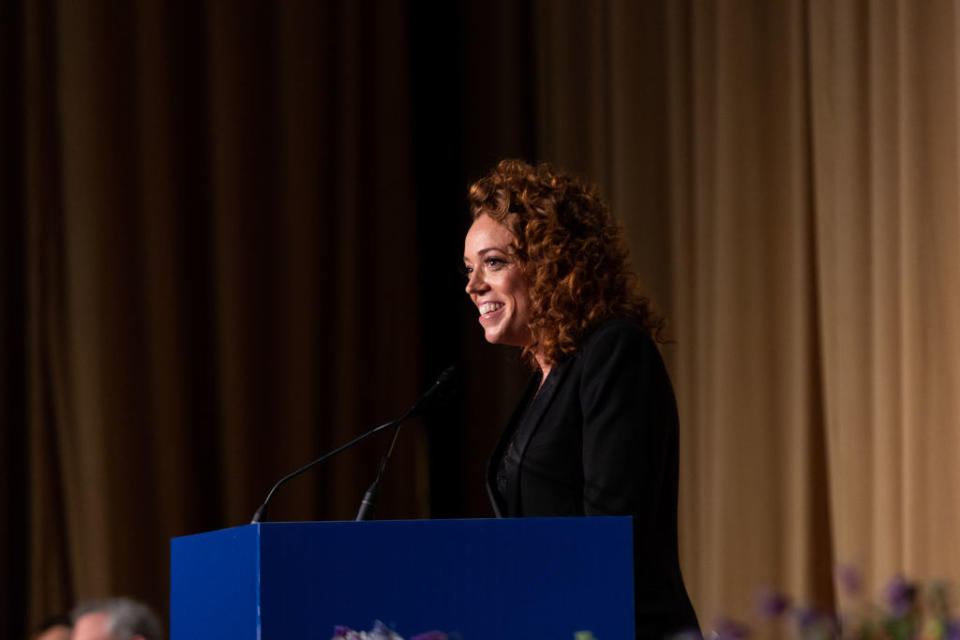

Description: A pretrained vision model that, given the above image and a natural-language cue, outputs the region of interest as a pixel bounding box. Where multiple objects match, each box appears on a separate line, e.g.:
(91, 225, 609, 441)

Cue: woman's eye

(485, 257, 507, 269)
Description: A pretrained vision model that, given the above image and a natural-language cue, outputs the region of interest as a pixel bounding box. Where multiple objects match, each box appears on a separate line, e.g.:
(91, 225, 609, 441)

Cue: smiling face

(464, 214, 533, 348)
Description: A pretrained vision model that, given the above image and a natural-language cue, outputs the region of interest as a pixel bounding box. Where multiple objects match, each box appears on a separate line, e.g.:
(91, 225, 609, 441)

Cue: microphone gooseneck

(355, 365, 457, 521)
(249, 417, 400, 524)
(249, 366, 457, 524)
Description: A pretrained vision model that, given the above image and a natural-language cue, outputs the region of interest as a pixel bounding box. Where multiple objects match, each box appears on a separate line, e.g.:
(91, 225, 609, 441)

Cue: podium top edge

(171, 515, 633, 541)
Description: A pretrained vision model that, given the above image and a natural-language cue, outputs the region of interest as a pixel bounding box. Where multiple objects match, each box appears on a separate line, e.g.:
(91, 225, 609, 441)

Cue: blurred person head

(70, 598, 163, 640)
(32, 614, 71, 640)
(465, 159, 664, 370)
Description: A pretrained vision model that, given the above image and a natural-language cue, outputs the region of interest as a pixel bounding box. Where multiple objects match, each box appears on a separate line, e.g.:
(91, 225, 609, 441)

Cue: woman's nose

(465, 270, 487, 294)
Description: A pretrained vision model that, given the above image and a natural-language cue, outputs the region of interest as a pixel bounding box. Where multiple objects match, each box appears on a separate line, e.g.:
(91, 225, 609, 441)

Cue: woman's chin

(483, 331, 503, 345)
(482, 325, 513, 345)
(484, 330, 529, 348)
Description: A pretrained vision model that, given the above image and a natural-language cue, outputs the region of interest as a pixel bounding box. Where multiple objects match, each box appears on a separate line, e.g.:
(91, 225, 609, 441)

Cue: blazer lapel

(486, 357, 575, 517)
(510, 357, 573, 470)
(486, 375, 540, 518)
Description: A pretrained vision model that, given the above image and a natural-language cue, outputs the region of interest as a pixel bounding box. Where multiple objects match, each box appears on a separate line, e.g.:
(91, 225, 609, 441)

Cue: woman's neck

(535, 353, 551, 390)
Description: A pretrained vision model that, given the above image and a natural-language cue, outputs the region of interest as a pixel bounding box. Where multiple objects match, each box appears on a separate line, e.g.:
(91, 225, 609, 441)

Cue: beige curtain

(810, 0, 960, 598)
(535, 0, 960, 630)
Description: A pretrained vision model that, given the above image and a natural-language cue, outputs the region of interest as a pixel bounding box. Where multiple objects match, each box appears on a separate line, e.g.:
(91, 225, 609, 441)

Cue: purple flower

(836, 564, 862, 595)
(946, 620, 960, 640)
(793, 606, 821, 630)
(712, 617, 750, 640)
(883, 574, 917, 617)
(410, 633, 448, 640)
(757, 589, 791, 618)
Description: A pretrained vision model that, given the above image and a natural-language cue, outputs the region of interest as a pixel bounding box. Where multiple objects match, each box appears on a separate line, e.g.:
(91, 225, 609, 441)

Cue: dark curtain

(2, 1, 540, 636)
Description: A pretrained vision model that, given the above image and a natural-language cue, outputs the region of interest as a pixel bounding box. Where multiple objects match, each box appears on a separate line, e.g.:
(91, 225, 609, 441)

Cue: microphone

(403, 365, 457, 419)
(355, 366, 457, 521)
(249, 366, 456, 524)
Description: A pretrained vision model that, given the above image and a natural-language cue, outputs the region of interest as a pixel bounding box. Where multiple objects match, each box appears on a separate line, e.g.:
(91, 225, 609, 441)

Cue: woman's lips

(479, 302, 505, 322)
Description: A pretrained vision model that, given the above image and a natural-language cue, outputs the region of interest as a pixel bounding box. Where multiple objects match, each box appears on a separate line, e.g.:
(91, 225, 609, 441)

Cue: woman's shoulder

(580, 317, 657, 354)
(574, 318, 676, 410)
(576, 318, 676, 403)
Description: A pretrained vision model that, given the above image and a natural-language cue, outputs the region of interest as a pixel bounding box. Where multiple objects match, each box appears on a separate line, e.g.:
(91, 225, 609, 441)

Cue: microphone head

(411, 365, 458, 416)
(435, 365, 456, 387)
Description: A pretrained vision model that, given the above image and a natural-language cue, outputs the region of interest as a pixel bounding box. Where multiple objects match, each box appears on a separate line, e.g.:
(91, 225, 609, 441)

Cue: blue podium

(170, 518, 635, 639)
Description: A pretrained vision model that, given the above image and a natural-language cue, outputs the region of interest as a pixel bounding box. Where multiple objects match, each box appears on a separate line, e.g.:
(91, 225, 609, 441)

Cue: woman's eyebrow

(464, 247, 507, 262)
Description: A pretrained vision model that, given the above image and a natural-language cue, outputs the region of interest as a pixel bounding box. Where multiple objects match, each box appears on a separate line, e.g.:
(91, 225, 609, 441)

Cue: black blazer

(486, 319, 699, 639)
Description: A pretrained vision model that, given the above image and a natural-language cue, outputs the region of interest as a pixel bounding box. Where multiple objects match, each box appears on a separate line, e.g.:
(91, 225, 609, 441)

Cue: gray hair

(71, 598, 164, 640)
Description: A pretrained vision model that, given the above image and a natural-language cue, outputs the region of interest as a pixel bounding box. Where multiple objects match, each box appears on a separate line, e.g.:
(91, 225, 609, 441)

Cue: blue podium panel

(171, 518, 634, 639)
(170, 524, 260, 640)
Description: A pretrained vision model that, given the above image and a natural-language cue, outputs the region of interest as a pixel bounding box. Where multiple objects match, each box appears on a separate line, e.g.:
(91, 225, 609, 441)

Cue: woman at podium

(463, 159, 700, 639)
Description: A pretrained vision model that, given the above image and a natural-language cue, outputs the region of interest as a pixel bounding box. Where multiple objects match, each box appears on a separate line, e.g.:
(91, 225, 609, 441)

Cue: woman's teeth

(480, 302, 504, 315)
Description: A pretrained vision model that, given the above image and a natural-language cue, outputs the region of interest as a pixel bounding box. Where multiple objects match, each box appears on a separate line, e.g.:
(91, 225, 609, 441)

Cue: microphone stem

(251, 413, 408, 524)
(249, 365, 455, 525)
(380, 425, 403, 478)
(355, 423, 404, 521)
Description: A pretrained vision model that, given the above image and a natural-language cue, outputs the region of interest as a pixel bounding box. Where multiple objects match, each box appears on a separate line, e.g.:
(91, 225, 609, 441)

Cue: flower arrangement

(331, 622, 598, 639)
(331, 621, 448, 640)
(330, 570, 956, 640)
(703, 566, 960, 640)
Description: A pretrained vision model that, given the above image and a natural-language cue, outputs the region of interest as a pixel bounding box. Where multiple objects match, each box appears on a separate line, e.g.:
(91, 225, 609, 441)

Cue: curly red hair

(468, 159, 665, 368)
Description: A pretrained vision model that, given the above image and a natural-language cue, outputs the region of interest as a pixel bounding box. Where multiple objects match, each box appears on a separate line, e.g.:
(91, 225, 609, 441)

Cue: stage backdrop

(532, 0, 960, 627)
(3, 2, 960, 639)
